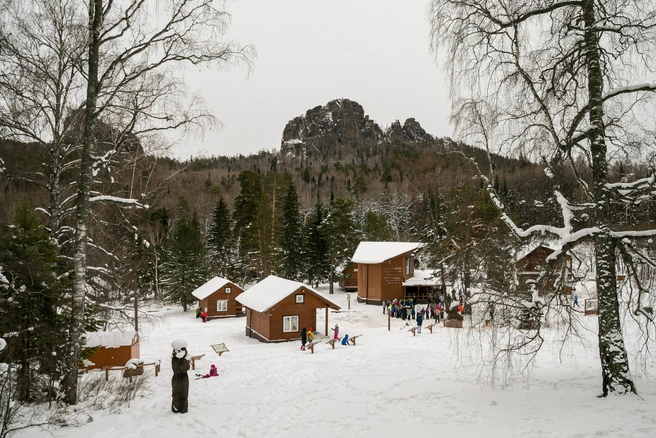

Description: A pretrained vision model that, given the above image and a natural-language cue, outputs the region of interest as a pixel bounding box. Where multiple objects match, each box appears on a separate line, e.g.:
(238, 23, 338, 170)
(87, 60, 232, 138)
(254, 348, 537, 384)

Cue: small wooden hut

(338, 262, 358, 291)
(83, 331, 139, 370)
(236, 275, 340, 343)
(192, 276, 245, 319)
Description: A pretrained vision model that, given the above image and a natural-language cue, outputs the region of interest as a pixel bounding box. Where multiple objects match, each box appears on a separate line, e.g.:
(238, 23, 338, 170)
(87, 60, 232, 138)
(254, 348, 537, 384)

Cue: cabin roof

(191, 276, 235, 300)
(352, 241, 423, 264)
(84, 331, 137, 348)
(236, 275, 340, 313)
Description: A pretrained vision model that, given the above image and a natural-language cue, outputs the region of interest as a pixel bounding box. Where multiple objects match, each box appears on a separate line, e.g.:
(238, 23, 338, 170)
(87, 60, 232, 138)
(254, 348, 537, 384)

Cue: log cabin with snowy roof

(192, 276, 245, 319)
(235, 275, 341, 343)
(351, 241, 429, 305)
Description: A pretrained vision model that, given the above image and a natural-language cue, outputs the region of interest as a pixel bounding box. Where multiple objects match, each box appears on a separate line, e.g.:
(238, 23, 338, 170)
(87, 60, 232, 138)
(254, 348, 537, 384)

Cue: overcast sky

(177, 0, 452, 159)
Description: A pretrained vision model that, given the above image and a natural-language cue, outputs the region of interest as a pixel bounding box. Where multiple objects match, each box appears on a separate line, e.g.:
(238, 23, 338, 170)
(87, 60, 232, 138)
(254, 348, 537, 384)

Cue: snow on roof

(192, 276, 234, 300)
(351, 242, 424, 264)
(84, 331, 137, 348)
(236, 275, 340, 313)
(402, 269, 440, 287)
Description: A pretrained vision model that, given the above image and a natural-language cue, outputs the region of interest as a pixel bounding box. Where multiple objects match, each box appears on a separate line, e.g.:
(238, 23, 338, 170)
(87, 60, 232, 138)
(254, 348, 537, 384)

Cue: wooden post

(388, 309, 391, 331)
(155, 363, 160, 377)
(325, 308, 329, 337)
(105, 367, 109, 382)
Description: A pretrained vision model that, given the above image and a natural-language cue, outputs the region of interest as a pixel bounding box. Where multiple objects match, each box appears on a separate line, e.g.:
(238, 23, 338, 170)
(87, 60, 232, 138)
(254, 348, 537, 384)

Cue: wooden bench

(408, 327, 418, 336)
(425, 323, 438, 333)
(306, 341, 321, 353)
(189, 354, 205, 370)
(211, 343, 230, 356)
(348, 334, 362, 345)
(326, 338, 340, 349)
(103, 361, 161, 382)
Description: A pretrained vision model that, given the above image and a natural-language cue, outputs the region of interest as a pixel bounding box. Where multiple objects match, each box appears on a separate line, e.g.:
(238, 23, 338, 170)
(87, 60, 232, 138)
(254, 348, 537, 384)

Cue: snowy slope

(17, 286, 656, 438)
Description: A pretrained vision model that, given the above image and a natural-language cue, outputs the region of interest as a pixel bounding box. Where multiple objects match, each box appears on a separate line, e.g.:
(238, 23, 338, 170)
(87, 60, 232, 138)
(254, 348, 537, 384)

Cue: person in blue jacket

(416, 312, 423, 333)
(341, 334, 349, 345)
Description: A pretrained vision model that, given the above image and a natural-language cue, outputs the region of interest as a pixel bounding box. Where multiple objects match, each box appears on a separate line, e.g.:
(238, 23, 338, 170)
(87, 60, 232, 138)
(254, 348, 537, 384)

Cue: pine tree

(304, 196, 330, 288)
(323, 197, 359, 293)
(160, 212, 208, 311)
(208, 196, 235, 278)
(0, 199, 68, 402)
(233, 170, 265, 282)
(279, 180, 305, 281)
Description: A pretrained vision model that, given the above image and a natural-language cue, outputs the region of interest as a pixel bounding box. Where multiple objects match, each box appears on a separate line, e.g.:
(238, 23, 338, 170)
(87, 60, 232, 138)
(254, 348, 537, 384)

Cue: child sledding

(195, 364, 219, 380)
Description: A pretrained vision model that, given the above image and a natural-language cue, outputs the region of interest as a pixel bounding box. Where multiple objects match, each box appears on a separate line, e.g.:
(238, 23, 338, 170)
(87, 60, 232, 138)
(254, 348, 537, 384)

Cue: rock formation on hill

(280, 99, 432, 155)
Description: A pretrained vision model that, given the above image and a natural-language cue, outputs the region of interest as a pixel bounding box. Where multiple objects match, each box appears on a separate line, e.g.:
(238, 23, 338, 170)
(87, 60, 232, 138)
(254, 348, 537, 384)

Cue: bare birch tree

(61, 0, 253, 405)
(430, 0, 656, 396)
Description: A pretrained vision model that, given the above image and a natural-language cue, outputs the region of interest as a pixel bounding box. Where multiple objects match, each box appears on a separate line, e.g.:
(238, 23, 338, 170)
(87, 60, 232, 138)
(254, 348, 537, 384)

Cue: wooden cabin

(338, 262, 358, 291)
(235, 275, 340, 343)
(352, 242, 424, 305)
(83, 331, 139, 370)
(192, 276, 245, 319)
(516, 244, 573, 294)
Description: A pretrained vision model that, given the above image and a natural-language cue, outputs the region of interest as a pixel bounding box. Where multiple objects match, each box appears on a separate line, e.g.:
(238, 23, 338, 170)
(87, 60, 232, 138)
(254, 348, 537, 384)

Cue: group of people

(195, 307, 208, 322)
(385, 298, 446, 323)
(300, 324, 349, 350)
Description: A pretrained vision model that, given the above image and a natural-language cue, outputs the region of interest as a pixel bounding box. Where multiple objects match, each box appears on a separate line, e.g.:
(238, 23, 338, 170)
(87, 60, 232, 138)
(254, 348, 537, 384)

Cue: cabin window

(216, 300, 228, 312)
(405, 257, 412, 275)
(225, 287, 231, 294)
(283, 315, 299, 332)
(295, 294, 304, 303)
(353, 268, 358, 272)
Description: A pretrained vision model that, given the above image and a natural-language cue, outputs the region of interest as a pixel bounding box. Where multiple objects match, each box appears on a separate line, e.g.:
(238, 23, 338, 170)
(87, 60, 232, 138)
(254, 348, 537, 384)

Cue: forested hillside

(2, 99, 652, 302)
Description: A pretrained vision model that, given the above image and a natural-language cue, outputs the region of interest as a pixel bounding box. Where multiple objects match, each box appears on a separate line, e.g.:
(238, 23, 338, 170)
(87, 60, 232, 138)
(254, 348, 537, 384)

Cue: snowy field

(18, 286, 656, 438)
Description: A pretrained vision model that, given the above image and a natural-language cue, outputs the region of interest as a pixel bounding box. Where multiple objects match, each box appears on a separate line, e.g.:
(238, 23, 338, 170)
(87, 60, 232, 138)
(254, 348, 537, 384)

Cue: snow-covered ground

(18, 286, 656, 438)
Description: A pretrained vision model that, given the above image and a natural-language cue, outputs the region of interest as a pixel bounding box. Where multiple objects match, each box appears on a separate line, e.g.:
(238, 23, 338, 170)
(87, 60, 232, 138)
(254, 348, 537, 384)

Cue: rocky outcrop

(280, 99, 434, 159)
(281, 99, 383, 154)
(386, 118, 432, 143)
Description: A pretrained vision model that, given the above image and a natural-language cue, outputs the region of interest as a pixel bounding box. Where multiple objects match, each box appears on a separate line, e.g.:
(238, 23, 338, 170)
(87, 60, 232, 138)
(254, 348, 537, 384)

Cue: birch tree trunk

(62, 0, 101, 405)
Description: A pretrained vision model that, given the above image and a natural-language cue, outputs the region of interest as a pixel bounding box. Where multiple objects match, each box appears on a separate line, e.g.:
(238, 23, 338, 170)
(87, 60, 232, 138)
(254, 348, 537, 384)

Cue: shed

(338, 262, 358, 291)
(352, 241, 424, 305)
(235, 275, 341, 343)
(192, 276, 245, 319)
(83, 331, 139, 370)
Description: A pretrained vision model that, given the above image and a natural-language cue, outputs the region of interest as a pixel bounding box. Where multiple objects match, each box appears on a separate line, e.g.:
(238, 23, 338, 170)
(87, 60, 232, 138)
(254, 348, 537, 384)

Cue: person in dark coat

(416, 312, 423, 333)
(300, 328, 307, 351)
(341, 334, 349, 345)
(171, 343, 190, 413)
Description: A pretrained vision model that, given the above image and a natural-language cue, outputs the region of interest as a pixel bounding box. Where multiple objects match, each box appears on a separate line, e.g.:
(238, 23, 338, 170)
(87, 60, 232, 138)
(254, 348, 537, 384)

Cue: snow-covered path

(18, 288, 656, 438)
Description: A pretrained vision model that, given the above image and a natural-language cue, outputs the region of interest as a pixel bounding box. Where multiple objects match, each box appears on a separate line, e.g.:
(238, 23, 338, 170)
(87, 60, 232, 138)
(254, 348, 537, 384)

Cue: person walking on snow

(300, 328, 307, 350)
(573, 295, 580, 308)
(307, 327, 315, 343)
(416, 312, 424, 334)
(331, 323, 339, 340)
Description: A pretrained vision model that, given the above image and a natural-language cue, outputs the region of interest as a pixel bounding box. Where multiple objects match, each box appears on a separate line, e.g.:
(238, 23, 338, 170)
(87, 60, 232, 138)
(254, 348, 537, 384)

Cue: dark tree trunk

(583, 0, 635, 396)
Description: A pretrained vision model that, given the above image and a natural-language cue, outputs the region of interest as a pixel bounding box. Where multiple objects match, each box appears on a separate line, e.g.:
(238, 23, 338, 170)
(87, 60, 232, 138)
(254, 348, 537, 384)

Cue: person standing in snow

(331, 323, 339, 340)
(573, 295, 580, 308)
(201, 311, 208, 322)
(307, 327, 314, 343)
(300, 328, 307, 351)
(416, 312, 423, 333)
(171, 341, 190, 413)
